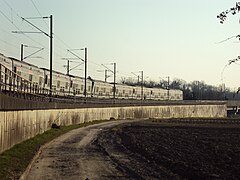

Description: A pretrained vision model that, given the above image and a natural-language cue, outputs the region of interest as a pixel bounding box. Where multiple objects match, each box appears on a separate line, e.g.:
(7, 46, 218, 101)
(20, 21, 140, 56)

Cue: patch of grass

(0, 120, 108, 180)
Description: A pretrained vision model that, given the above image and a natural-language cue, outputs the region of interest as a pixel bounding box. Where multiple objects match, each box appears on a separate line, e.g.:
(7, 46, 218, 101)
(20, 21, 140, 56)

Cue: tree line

(120, 77, 240, 100)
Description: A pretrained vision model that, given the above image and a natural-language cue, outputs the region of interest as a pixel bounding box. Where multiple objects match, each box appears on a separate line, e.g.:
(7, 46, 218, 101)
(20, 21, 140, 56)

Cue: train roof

(8, 56, 39, 68)
(40, 67, 69, 76)
(0, 52, 183, 92)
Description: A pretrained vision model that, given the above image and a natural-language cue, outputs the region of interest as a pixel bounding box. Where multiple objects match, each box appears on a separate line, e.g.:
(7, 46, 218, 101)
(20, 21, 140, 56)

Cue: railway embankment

(0, 102, 226, 154)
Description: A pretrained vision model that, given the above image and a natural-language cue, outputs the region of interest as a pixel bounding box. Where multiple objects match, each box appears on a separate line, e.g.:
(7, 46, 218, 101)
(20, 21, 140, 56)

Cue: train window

(81, 85, 83, 91)
(70, 80, 73, 88)
(45, 75, 48, 84)
(88, 86, 91, 92)
(74, 83, 78, 88)
(133, 89, 135, 94)
(103, 88, 106, 93)
(65, 82, 68, 89)
(29, 74, 33, 82)
(75, 89, 79, 94)
(57, 81, 60, 88)
(39, 77, 43, 85)
(96, 87, 99, 92)
(13, 66, 17, 73)
(123, 90, 125, 94)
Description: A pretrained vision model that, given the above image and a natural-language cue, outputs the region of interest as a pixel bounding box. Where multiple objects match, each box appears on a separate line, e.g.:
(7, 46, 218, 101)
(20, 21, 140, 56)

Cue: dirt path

(22, 120, 141, 180)
(22, 119, 240, 179)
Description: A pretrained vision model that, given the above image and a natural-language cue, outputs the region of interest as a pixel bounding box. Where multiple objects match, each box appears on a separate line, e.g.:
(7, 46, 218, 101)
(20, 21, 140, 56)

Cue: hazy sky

(1, 0, 240, 89)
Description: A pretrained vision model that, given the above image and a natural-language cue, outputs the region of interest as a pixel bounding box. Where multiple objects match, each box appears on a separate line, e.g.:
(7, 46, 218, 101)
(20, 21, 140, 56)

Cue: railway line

(0, 53, 183, 102)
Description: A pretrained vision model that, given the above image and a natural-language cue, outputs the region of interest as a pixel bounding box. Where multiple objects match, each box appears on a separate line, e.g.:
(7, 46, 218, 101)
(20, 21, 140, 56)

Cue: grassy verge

(0, 120, 108, 180)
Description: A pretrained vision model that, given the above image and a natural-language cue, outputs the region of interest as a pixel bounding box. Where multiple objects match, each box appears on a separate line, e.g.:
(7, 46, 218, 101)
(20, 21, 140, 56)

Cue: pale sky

(1, 0, 240, 89)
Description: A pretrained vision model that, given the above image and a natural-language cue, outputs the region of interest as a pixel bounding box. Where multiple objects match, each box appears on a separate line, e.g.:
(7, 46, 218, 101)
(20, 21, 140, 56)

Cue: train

(0, 53, 183, 100)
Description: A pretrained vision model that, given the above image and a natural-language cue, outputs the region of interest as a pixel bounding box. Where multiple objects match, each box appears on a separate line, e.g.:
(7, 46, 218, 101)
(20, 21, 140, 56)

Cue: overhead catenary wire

(215, 35, 240, 44)
(0, 1, 139, 83)
(0, 1, 57, 60)
(0, 2, 49, 51)
(0, 1, 82, 75)
(27, 0, 113, 76)
(30, 0, 74, 59)
(29, 0, 73, 51)
(30, 0, 49, 27)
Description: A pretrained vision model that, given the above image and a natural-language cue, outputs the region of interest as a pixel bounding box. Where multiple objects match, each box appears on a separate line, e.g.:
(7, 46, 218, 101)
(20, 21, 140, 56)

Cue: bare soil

(24, 119, 240, 179)
(98, 119, 240, 179)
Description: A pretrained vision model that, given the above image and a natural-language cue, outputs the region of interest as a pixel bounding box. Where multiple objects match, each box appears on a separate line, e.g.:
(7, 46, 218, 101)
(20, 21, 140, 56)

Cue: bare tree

(217, 2, 240, 23)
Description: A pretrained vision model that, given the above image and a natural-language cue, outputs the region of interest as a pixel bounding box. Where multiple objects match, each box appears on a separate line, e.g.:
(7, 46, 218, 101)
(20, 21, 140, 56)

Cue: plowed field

(97, 119, 240, 179)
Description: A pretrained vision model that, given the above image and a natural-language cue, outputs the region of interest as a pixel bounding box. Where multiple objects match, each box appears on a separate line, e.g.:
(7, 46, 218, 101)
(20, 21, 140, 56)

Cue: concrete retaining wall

(0, 104, 226, 154)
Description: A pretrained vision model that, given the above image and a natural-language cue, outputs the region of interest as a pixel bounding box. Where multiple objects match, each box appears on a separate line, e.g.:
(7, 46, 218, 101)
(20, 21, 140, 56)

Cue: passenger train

(0, 53, 183, 100)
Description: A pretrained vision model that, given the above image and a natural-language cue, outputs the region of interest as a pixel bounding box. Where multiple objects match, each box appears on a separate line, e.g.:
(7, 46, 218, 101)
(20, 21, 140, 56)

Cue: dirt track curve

(22, 119, 240, 179)
(22, 120, 145, 180)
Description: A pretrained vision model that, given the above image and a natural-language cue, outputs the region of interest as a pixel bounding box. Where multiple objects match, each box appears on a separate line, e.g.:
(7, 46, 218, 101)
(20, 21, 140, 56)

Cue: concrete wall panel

(0, 104, 226, 154)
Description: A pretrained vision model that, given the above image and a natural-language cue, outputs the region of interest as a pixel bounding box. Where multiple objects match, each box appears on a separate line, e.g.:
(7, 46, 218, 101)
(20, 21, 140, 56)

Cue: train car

(11, 58, 44, 91)
(41, 68, 74, 96)
(0, 55, 44, 88)
(115, 83, 133, 99)
(143, 87, 150, 100)
(0, 53, 183, 101)
(161, 89, 169, 100)
(71, 75, 92, 97)
(134, 86, 142, 99)
(93, 80, 113, 98)
(169, 89, 183, 100)
(71, 75, 84, 96)
(0, 54, 12, 90)
(147, 87, 161, 100)
(0, 53, 12, 69)
(1, 56, 44, 93)
(86, 77, 95, 97)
